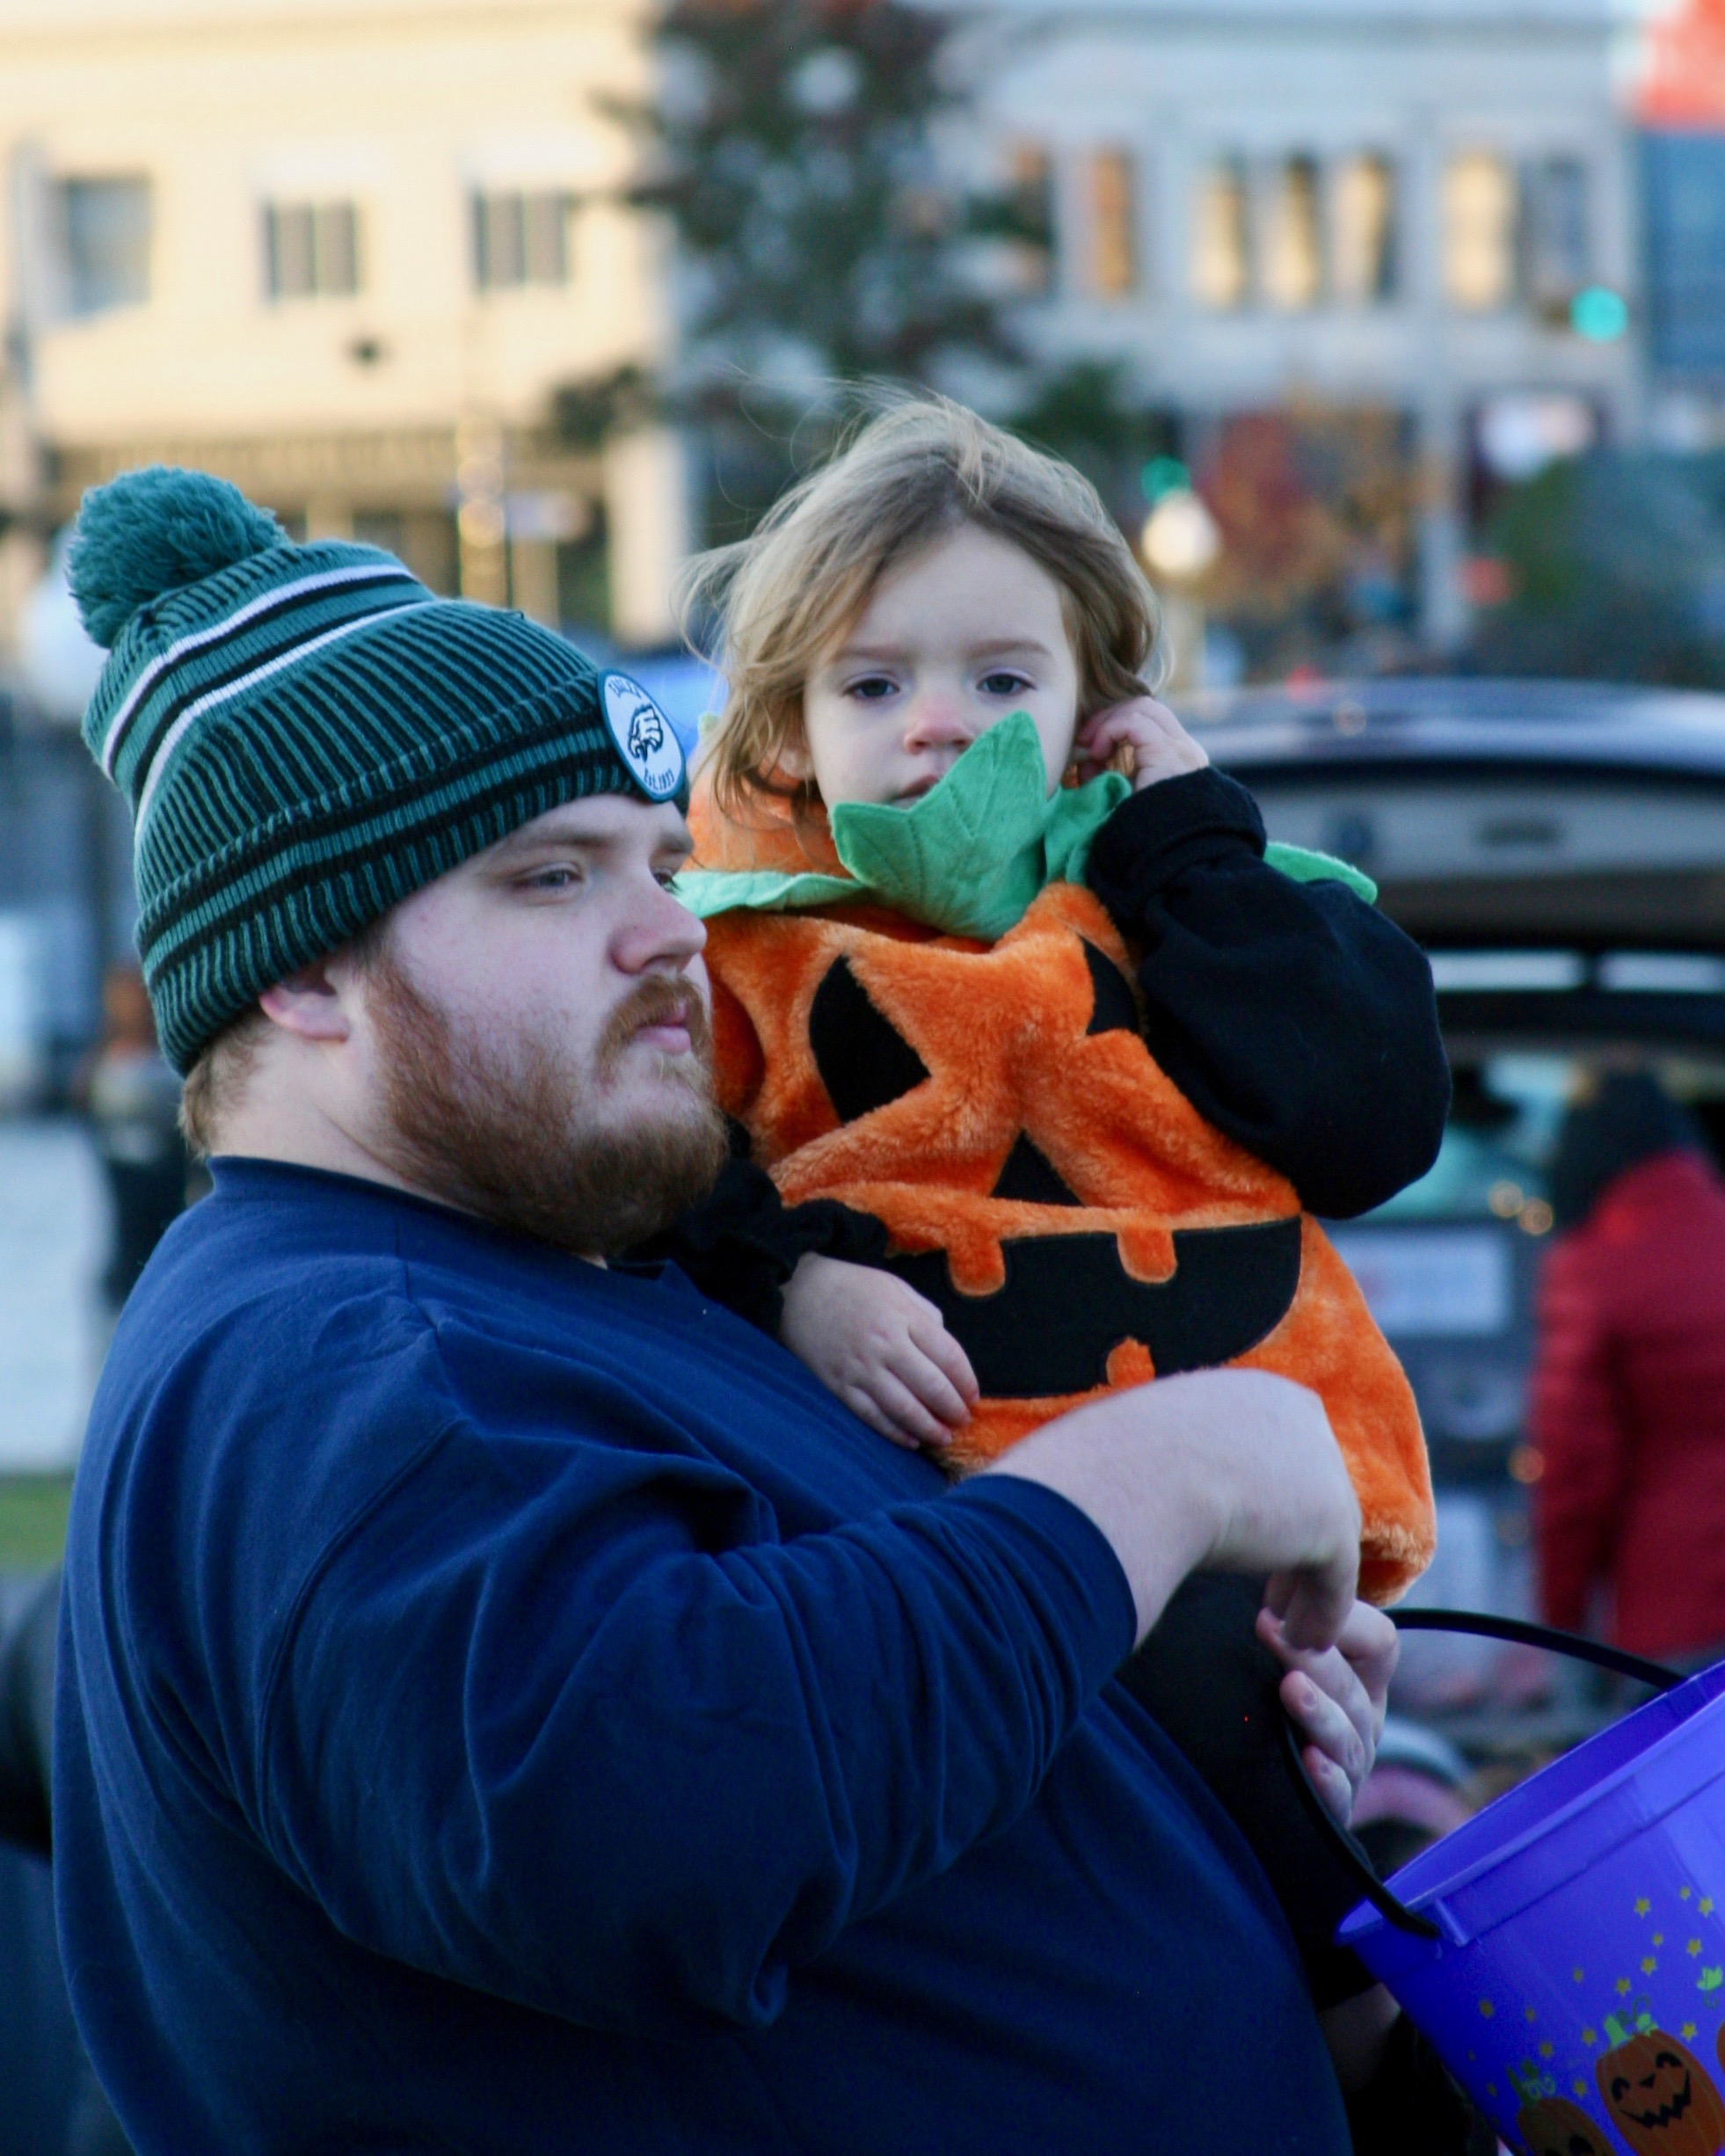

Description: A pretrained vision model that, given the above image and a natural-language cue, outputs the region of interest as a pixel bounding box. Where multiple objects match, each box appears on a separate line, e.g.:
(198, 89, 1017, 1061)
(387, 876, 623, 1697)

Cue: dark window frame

(470, 189, 574, 291)
(56, 175, 152, 316)
(262, 200, 363, 301)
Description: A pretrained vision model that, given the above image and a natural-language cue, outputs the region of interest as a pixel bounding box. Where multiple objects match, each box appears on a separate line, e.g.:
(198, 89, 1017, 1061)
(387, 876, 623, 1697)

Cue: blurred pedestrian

(1532, 1069, 1725, 1663)
(84, 963, 186, 1310)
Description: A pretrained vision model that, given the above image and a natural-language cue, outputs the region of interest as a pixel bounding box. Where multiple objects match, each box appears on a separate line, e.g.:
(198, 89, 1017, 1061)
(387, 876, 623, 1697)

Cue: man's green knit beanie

(71, 465, 687, 1073)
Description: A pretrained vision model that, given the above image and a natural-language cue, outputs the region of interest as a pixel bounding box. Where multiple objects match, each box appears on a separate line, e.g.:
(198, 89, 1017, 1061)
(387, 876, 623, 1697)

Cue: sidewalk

(0, 1118, 108, 1475)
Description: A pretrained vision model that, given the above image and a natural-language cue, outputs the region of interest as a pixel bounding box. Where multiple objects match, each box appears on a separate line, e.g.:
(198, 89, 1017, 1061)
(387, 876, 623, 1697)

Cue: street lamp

(1140, 485, 1222, 693)
(1141, 487, 1221, 583)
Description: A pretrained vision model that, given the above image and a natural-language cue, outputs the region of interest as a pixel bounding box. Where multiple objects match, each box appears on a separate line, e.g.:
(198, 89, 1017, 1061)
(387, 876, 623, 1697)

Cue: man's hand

(981, 1369, 1361, 1651)
(1258, 1599, 1397, 1827)
(1073, 696, 1209, 792)
(780, 1253, 979, 1450)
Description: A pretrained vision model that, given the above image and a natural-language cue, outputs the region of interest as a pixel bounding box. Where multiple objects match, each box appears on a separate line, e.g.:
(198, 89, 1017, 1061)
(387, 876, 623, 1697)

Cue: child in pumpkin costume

(663, 400, 1447, 2003)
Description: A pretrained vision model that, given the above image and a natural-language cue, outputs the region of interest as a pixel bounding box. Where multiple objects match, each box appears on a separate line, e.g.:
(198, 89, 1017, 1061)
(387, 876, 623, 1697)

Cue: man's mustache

(597, 976, 711, 1071)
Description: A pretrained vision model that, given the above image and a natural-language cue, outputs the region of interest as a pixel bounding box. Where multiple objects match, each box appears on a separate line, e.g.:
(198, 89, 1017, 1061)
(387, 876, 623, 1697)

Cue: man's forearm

(980, 1368, 1361, 1650)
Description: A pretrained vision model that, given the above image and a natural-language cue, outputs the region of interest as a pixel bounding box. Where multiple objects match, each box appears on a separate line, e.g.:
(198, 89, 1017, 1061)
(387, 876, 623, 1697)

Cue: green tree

(638, 0, 1006, 396)
(564, 0, 1168, 547)
(561, 0, 993, 542)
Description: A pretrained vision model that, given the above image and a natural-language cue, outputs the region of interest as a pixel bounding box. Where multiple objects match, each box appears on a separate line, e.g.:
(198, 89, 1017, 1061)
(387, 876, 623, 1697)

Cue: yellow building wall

(0, 0, 686, 643)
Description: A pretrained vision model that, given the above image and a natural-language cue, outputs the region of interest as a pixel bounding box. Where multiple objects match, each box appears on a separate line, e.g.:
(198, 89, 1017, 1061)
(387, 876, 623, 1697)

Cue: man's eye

(979, 671, 1032, 697)
(525, 865, 583, 891)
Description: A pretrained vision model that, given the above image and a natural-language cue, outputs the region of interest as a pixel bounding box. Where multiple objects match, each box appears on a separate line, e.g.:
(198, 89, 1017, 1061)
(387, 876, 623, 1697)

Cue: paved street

(0, 1118, 108, 1473)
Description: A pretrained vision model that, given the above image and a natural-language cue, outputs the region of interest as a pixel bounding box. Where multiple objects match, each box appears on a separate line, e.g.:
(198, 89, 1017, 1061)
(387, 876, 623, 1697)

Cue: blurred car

(1187, 678, 1725, 1733)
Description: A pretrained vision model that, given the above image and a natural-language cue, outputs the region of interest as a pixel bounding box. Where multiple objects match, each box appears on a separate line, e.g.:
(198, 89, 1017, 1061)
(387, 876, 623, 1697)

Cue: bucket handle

(1282, 1606, 1684, 1943)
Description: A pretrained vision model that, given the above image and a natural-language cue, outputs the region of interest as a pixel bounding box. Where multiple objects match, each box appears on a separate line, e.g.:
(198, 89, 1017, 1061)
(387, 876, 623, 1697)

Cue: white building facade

(964, 0, 1641, 654)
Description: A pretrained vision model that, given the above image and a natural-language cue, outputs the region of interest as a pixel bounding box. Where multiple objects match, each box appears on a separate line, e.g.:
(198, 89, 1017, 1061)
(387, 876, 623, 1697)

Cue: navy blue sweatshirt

(55, 1160, 1350, 2155)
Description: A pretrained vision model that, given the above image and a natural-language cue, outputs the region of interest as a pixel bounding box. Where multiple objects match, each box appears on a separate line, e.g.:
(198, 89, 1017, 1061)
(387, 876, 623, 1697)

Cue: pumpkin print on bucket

(1595, 2010, 1725, 2156)
(1519, 2098, 1615, 2156)
(1510, 2061, 1613, 2156)
(703, 878, 1436, 1600)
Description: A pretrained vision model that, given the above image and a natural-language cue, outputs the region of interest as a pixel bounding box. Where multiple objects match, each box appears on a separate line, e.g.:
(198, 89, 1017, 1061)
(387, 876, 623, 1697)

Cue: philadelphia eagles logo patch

(600, 672, 685, 802)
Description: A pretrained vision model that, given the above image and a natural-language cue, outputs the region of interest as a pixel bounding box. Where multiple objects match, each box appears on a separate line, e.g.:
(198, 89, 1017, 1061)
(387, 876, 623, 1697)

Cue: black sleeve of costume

(1084, 768, 1450, 1220)
(634, 1118, 890, 1337)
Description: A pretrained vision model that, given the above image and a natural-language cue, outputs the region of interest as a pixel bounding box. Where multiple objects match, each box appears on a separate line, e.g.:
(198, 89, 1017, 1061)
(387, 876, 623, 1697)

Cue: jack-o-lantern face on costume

(1596, 2026, 1725, 2156)
(1517, 2094, 1613, 2156)
(702, 878, 1436, 1602)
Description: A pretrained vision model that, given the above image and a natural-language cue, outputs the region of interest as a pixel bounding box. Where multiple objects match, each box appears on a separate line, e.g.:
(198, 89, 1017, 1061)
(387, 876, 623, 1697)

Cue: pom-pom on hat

(72, 466, 686, 1073)
(69, 464, 284, 647)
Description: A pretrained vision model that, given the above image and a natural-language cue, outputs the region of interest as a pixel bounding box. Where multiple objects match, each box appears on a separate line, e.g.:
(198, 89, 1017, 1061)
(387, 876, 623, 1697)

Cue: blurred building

(0, 0, 684, 656)
(1638, 0, 1725, 433)
(964, 0, 1641, 661)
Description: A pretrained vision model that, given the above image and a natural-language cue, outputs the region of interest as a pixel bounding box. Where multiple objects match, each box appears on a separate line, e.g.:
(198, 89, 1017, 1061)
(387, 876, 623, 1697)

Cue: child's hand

(1256, 1599, 1398, 1827)
(780, 1254, 979, 1450)
(1074, 696, 1209, 792)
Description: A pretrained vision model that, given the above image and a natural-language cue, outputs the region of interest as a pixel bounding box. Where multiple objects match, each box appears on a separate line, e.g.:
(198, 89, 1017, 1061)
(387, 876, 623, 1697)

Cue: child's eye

(979, 670, 1034, 697)
(845, 674, 899, 703)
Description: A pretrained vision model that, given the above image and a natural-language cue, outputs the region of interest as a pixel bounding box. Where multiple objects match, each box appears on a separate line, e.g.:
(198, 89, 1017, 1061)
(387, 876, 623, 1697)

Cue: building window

(1263, 155, 1323, 310)
(472, 191, 572, 290)
(1192, 157, 1250, 310)
(1004, 144, 1053, 295)
(1443, 150, 1519, 310)
(1087, 149, 1137, 298)
(264, 201, 362, 299)
(1331, 153, 1396, 302)
(1526, 156, 1590, 308)
(56, 177, 151, 315)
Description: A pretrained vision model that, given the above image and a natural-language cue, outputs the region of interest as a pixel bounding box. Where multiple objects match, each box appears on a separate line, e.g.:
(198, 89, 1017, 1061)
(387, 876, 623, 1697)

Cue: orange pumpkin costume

(684, 725, 1435, 1604)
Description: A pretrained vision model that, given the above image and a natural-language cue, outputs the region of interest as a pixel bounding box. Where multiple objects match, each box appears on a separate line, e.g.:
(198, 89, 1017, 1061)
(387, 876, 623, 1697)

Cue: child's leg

(1117, 1571, 1377, 2008)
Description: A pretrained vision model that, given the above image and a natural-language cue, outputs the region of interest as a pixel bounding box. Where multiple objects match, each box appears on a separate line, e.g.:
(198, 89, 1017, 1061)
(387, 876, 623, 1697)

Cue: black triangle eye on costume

(807, 958, 929, 1124)
(1081, 940, 1139, 1038)
(807, 942, 1138, 1133)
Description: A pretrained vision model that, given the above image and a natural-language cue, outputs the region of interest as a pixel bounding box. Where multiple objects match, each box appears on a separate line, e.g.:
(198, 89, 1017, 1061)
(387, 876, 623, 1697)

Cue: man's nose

(613, 875, 708, 978)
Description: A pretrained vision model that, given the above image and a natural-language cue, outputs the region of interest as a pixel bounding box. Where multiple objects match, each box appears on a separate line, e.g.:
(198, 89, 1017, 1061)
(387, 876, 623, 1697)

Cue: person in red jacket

(1533, 1069, 1725, 1662)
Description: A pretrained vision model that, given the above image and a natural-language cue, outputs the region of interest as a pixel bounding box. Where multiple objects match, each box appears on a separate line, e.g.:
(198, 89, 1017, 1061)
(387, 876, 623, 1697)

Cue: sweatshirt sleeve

(252, 1358, 1133, 2037)
(632, 1118, 891, 1335)
(1532, 1237, 1626, 1634)
(1084, 768, 1450, 1219)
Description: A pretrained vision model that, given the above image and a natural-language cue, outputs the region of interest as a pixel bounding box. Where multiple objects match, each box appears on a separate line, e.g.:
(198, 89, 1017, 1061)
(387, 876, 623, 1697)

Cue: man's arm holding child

(261, 1362, 1361, 2033)
(1078, 698, 1450, 1221)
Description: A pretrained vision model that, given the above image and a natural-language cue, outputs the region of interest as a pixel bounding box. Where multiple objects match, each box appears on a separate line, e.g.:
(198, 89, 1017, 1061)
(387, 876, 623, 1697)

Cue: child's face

(797, 523, 1081, 807)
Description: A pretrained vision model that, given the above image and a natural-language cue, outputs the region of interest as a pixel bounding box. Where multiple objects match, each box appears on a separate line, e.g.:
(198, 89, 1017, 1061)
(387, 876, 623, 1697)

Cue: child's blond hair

(679, 396, 1165, 817)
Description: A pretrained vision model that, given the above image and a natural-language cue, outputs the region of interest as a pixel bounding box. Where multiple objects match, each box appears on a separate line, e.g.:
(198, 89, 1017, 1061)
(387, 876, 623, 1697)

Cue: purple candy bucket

(1340, 1650, 1725, 2155)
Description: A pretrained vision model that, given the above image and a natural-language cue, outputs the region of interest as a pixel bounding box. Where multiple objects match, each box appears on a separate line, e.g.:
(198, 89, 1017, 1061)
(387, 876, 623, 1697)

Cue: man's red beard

(362, 951, 729, 1256)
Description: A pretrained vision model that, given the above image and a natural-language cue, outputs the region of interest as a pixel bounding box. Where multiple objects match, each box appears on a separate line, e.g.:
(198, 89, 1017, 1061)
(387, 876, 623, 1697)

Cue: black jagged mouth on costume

(884, 1218, 1301, 1398)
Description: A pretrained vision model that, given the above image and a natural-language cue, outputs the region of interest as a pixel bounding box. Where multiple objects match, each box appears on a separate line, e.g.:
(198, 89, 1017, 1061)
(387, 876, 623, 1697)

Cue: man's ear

(258, 959, 353, 1043)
